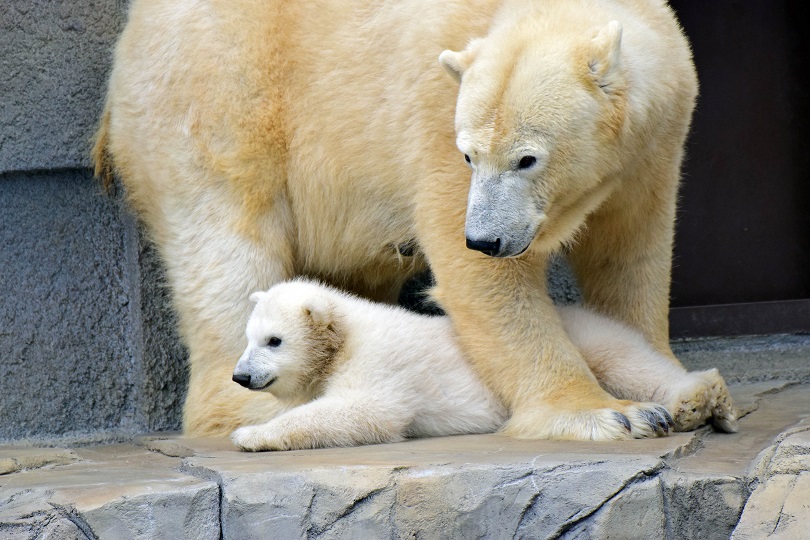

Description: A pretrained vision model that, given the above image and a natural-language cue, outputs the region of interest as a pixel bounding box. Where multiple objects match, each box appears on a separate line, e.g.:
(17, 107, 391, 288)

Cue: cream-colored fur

(95, 0, 736, 439)
(231, 280, 735, 450)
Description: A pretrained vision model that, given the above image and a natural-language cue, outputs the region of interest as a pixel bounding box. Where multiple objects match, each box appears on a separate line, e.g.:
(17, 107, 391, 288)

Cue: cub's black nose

(466, 237, 501, 256)
(232, 373, 251, 388)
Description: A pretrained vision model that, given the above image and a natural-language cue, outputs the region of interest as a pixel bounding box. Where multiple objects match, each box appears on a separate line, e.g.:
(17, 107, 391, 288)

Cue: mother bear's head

(440, 19, 628, 257)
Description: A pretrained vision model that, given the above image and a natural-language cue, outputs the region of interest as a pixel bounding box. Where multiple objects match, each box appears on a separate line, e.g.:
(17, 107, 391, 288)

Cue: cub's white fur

(231, 279, 508, 451)
(231, 279, 735, 451)
(558, 307, 738, 435)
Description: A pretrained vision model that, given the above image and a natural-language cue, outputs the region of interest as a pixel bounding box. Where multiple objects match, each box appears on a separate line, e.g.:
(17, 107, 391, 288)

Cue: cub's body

(231, 279, 507, 450)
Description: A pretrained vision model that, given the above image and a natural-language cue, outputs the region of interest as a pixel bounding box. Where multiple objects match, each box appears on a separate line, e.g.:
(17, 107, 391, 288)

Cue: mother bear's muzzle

(464, 171, 544, 258)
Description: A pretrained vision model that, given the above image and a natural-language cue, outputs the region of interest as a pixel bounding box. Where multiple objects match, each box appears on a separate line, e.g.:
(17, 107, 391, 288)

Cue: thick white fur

(96, 0, 738, 440)
(231, 279, 508, 451)
(559, 307, 738, 433)
(230, 279, 735, 451)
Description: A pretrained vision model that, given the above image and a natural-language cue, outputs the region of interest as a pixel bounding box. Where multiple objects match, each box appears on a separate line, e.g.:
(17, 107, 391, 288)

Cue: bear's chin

(250, 377, 276, 391)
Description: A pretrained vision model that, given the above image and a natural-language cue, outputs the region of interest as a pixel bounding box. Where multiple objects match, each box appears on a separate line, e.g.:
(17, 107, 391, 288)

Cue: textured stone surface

(0, 446, 78, 475)
(561, 476, 666, 539)
(0, 0, 125, 171)
(0, 445, 219, 540)
(0, 170, 187, 443)
(733, 473, 810, 539)
(2, 382, 806, 539)
(766, 425, 810, 477)
(0, 0, 189, 442)
(662, 472, 748, 540)
(732, 420, 810, 539)
(0, 170, 137, 441)
(206, 454, 664, 539)
(161, 434, 686, 540)
(673, 334, 810, 387)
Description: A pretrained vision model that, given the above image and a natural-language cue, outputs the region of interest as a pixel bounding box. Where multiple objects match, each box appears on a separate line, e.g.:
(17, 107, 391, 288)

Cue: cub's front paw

(662, 368, 738, 433)
(503, 400, 673, 441)
(230, 424, 285, 452)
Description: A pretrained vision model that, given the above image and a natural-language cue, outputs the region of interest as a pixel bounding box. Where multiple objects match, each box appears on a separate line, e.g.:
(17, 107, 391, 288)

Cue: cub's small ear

(588, 20, 623, 90)
(302, 296, 332, 326)
(439, 39, 481, 83)
(249, 291, 267, 304)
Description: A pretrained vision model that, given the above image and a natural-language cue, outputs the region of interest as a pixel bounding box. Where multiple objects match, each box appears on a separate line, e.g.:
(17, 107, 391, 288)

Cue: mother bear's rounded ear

(587, 20, 623, 90)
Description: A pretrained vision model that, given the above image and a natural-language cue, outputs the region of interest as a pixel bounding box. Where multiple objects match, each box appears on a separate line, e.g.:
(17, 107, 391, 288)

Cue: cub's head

(440, 20, 628, 257)
(232, 280, 343, 401)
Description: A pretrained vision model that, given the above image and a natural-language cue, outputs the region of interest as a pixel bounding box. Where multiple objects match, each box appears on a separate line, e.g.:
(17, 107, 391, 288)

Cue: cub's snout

(232, 347, 277, 390)
(232, 367, 277, 390)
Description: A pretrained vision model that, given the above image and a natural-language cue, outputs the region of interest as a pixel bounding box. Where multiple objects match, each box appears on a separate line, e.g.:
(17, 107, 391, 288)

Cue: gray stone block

(732, 473, 810, 540)
(179, 434, 676, 539)
(663, 473, 748, 540)
(0, 170, 186, 442)
(733, 421, 810, 538)
(560, 476, 666, 540)
(0, 0, 126, 172)
(79, 481, 221, 540)
(0, 170, 135, 440)
(2, 381, 810, 539)
(0, 445, 220, 540)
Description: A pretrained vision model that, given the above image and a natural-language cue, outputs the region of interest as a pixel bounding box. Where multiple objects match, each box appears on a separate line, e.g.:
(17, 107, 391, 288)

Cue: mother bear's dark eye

(267, 336, 282, 347)
(518, 155, 537, 169)
(464, 154, 471, 164)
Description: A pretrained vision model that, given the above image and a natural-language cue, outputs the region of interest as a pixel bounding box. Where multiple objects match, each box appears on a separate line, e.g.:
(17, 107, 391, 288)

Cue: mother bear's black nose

(466, 237, 501, 256)
(232, 373, 251, 388)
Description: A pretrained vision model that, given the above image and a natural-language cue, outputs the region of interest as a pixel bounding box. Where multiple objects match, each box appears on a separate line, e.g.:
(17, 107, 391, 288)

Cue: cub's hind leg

(559, 305, 738, 433)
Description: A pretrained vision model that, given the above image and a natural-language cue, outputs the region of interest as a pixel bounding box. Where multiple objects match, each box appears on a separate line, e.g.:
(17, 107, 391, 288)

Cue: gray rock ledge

(1, 382, 808, 539)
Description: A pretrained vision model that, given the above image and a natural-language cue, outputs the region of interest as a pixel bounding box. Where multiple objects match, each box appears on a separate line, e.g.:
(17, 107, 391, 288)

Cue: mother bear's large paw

(503, 400, 673, 441)
(660, 368, 738, 433)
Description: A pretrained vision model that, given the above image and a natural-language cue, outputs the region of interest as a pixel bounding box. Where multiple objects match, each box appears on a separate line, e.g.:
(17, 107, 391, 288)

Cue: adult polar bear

(95, 0, 734, 439)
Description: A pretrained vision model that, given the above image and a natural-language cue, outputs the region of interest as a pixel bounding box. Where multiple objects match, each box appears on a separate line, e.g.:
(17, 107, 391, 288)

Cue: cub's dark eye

(464, 154, 471, 164)
(518, 156, 537, 170)
(267, 336, 282, 347)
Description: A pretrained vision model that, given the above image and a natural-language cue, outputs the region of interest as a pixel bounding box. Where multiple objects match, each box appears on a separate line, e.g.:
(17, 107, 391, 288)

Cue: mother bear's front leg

(415, 180, 671, 441)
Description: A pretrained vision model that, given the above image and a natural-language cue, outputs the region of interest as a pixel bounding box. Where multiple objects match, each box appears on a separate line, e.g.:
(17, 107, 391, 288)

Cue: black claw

(655, 408, 671, 435)
(659, 416, 669, 434)
(658, 406, 674, 428)
(613, 412, 632, 432)
(640, 410, 661, 433)
(640, 408, 670, 435)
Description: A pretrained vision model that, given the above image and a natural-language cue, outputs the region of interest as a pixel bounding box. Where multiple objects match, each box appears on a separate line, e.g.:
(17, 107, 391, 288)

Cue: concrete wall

(0, 171, 187, 443)
(0, 0, 583, 443)
(0, 0, 126, 171)
(0, 0, 188, 443)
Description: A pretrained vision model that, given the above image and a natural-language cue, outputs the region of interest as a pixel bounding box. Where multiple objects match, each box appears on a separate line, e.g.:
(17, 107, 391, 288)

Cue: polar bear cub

(231, 278, 508, 451)
(231, 279, 735, 451)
